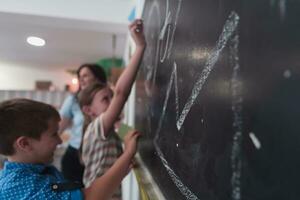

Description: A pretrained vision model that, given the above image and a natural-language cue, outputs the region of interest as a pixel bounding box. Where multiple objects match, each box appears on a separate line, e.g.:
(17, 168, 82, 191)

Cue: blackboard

(135, 0, 300, 199)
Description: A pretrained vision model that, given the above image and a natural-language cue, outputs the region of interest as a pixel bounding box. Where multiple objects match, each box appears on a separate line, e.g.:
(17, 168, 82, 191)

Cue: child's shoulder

(0, 163, 60, 193)
(84, 117, 103, 139)
(0, 166, 42, 199)
(0, 162, 37, 181)
(0, 162, 53, 181)
(0, 165, 26, 191)
(85, 117, 120, 141)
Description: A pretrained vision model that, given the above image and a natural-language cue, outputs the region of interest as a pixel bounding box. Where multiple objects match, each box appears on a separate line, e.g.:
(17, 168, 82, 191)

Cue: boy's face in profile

(29, 118, 62, 164)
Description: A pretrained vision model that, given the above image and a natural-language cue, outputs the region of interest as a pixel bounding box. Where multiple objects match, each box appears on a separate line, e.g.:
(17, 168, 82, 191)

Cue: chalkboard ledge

(133, 153, 166, 200)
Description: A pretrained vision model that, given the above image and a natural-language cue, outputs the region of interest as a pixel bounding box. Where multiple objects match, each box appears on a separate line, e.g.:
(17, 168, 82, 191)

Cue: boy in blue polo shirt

(0, 98, 139, 200)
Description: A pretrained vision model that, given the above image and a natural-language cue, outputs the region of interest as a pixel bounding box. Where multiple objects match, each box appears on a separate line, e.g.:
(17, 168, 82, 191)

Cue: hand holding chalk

(135, 20, 143, 32)
(129, 19, 146, 47)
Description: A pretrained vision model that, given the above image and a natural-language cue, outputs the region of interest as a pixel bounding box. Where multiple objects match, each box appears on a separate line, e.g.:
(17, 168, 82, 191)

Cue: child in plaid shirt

(78, 19, 146, 200)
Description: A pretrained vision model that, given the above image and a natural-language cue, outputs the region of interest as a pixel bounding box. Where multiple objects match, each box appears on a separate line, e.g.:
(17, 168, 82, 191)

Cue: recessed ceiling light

(26, 36, 46, 47)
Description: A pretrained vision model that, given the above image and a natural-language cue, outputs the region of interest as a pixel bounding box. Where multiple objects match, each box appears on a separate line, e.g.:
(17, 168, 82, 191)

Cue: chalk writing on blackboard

(176, 11, 240, 130)
(159, 0, 183, 63)
(153, 62, 198, 200)
(167, 0, 182, 59)
(230, 33, 243, 200)
(152, 11, 241, 200)
(154, 143, 200, 200)
(143, 0, 183, 98)
(155, 62, 179, 137)
(249, 132, 261, 150)
(143, 0, 160, 97)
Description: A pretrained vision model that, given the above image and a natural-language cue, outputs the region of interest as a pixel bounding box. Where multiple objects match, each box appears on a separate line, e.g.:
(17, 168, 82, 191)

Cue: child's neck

(7, 154, 44, 165)
(7, 155, 31, 164)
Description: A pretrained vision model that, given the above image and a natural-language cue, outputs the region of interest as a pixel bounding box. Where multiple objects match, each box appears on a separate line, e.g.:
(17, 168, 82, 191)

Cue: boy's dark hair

(0, 98, 60, 155)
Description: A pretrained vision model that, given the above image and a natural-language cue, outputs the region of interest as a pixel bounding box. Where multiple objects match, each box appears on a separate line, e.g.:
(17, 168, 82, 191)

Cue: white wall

(0, 0, 138, 92)
(0, 61, 74, 90)
(0, 0, 135, 24)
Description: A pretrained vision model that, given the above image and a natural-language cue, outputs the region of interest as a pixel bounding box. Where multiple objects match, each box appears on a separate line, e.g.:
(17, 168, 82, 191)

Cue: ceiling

(0, 0, 135, 70)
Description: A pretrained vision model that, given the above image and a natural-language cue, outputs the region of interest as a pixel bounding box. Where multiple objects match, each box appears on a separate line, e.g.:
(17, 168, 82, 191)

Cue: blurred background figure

(59, 63, 107, 183)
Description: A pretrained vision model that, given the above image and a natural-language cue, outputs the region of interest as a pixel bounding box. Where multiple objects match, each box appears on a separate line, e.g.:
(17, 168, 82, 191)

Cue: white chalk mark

(145, 65, 154, 96)
(143, 1, 161, 97)
(159, 12, 171, 40)
(231, 131, 242, 200)
(176, 11, 240, 130)
(158, 0, 171, 63)
(230, 33, 243, 200)
(174, 62, 180, 121)
(279, 0, 287, 22)
(156, 62, 178, 136)
(159, 24, 172, 63)
(283, 69, 291, 79)
(154, 140, 200, 200)
(167, 0, 183, 59)
(159, 0, 183, 63)
(249, 132, 261, 149)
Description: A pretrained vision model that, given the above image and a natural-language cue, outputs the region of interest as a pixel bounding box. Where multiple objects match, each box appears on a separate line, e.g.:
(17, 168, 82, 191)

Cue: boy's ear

(15, 136, 33, 152)
(82, 105, 92, 116)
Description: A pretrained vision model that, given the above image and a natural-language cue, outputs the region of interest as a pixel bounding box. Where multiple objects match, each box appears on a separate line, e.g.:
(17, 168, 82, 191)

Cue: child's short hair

(0, 98, 60, 155)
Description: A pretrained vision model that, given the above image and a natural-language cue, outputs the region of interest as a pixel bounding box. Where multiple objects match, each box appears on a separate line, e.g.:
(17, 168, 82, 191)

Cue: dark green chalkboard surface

(135, 0, 300, 199)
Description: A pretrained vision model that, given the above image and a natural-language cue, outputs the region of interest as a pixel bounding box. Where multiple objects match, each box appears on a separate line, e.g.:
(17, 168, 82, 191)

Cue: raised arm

(101, 19, 146, 136)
